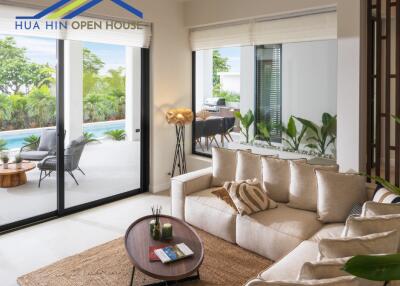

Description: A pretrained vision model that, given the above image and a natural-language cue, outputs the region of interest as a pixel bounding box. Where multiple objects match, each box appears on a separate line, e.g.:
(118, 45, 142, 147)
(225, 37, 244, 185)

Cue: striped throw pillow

(373, 187, 400, 204)
(224, 179, 277, 216)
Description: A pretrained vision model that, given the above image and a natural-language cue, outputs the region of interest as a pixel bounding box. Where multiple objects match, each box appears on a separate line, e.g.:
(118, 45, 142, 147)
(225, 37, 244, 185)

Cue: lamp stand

(171, 124, 187, 177)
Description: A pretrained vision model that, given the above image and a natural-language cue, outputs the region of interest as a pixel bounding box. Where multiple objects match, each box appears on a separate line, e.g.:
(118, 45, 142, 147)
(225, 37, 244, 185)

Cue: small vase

(16, 163, 22, 169)
(3, 163, 8, 169)
(151, 222, 162, 240)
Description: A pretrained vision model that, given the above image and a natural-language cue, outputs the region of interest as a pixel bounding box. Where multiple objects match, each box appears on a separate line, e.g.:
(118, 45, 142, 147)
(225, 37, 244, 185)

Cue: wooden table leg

(0, 172, 27, 188)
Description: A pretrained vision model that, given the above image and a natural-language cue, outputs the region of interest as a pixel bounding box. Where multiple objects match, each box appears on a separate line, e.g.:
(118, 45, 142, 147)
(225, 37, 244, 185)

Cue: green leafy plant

(1, 152, 9, 163)
(84, 132, 99, 143)
(0, 139, 7, 151)
(214, 90, 240, 103)
(255, 121, 272, 146)
(296, 113, 337, 155)
(104, 129, 126, 141)
(234, 110, 255, 144)
(279, 116, 308, 151)
(344, 254, 400, 285)
(14, 153, 22, 164)
(23, 135, 40, 150)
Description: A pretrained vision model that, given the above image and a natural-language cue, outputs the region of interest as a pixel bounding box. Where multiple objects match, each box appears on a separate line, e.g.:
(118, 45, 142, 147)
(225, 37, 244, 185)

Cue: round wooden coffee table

(0, 162, 36, 188)
(125, 215, 204, 286)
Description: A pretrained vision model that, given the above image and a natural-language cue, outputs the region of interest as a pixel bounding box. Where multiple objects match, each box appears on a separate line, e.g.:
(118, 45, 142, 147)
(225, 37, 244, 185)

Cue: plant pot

(16, 163, 22, 169)
(3, 163, 8, 169)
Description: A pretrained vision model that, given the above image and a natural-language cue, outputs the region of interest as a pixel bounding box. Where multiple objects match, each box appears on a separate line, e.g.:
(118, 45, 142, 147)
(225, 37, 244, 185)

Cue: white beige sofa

(171, 150, 375, 284)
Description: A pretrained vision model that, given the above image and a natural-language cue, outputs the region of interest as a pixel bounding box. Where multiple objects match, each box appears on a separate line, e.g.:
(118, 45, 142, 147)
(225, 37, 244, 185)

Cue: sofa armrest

(171, 167, 213, 220)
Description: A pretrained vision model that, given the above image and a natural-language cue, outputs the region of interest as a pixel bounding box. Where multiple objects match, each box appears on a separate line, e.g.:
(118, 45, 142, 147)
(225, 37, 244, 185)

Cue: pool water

(0, 120, 125, 150)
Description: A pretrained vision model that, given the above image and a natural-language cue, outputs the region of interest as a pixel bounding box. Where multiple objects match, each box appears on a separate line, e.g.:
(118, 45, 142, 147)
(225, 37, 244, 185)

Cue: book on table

(149, 244, 168, 262)
(154, 243, 194, 263)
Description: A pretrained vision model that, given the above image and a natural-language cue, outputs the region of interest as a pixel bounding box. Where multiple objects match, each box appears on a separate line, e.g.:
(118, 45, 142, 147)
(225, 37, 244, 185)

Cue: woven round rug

(17, 228, 272, 286)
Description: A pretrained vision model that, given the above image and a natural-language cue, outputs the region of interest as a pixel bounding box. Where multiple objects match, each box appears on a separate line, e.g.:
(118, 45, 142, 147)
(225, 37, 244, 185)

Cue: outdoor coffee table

(0, 162, 36, 188)
(125, 215, 204, 286)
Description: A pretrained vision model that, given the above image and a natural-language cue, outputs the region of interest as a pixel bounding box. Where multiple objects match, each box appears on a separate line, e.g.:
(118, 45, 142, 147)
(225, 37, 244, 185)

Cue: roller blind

(0, 4, 152, 48)
(190, 11, 337, 51)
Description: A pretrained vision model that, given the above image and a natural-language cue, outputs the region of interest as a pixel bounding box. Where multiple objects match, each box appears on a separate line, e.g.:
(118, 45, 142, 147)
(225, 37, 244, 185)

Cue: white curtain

(0, 4, 152, 48)
(190, 11, 337, 50)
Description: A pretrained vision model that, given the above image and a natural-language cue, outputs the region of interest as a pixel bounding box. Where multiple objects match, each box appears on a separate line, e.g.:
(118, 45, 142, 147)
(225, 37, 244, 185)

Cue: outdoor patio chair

(20, 129, 57, 162)
(203, 118, 224, 150)
(194, 120, 205, 152)
(37, 136, 86, 187)
(222, 117, 235, 142)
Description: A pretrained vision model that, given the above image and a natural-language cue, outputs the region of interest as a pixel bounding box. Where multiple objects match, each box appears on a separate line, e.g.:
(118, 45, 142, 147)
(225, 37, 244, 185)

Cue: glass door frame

(0, 42, 150, 234)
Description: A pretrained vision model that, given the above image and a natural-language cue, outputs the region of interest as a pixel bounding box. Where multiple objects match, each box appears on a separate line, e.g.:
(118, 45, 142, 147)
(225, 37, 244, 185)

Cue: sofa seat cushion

(185, 188, 237, 243)
(236, 204, 323, 261)
(258, 241, 319, 282)
(309, 224, 345, 242)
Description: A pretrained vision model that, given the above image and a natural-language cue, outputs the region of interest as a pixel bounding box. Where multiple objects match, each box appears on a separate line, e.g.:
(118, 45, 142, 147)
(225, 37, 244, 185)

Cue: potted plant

(15, 154, 22, 169)
(1, 153, 9, 169)
(234, 110, 255, 144)
(278, 116, 308, 151)
(255, 121, 272, 146)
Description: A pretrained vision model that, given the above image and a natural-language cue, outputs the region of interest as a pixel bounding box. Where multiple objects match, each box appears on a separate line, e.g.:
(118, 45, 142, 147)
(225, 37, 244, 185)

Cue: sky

(217, 47, 240, 73)
(0, 35, 125, 75)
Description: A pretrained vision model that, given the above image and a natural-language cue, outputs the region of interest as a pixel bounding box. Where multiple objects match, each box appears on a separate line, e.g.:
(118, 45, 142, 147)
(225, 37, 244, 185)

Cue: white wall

(281, 40, 337, 125)
(219, 72, 240, 94)
(195, 50, 213, 112)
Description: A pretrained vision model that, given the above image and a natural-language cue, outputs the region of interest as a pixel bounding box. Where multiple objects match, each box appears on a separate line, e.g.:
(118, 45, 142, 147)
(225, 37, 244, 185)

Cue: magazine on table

(154, 243, 194, 263)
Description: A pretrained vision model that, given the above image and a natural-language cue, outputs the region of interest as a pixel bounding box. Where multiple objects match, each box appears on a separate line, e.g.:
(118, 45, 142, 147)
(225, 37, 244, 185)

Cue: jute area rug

(17, 229, 272, 286)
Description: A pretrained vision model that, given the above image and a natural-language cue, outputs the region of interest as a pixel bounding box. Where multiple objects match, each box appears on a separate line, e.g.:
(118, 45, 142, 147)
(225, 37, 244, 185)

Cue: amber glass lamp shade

(166, 108, 194, 125)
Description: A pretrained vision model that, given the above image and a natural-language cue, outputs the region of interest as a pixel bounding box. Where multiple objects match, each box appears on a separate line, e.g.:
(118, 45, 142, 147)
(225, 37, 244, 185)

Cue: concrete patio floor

(0, 140, 140, 226)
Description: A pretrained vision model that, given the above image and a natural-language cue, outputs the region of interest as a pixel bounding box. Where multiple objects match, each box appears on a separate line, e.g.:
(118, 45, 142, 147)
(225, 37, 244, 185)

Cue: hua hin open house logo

(15, 0, 144, 31)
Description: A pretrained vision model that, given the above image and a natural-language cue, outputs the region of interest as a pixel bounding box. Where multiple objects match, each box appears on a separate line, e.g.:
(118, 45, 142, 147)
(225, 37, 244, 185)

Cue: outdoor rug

(17, 228, 272, 286)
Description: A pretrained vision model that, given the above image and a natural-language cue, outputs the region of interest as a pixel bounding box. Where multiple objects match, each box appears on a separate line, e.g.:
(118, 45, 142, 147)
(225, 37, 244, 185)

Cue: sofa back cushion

(362, 201, 400, 217)
(261, 157, 307, 203)
(235, 151, 263, 182)
(318, 230, 399, 260)
(343, 214, 400, 251)
(211, 147, 237, 187)
(288, 161, 339, 211)
(316, 171, 367, 223)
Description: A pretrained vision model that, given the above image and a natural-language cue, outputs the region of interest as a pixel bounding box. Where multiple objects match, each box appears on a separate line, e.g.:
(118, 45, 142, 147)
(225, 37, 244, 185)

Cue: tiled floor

(0, 191, 171, 286)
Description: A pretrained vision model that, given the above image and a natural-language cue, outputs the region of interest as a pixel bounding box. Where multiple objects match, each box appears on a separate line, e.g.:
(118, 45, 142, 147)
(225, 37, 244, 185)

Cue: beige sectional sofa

(171, 150, 377, 284)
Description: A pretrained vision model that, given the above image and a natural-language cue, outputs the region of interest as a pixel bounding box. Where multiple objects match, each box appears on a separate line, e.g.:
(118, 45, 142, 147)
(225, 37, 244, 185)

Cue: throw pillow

(245, 276, 360, 286)
(288, 161, 339, 211)
(372, 187, 400, 204)
(235, 151, 263, 182)
(224, 179, 277, 216)
(211, 147, 237, 187)
(298, 258, 381, 286)
(318, 230, 399, 260)
(261, 157, 307, 203)
(316, 170, 367, 223)
(211, 187, 237, 211)
(343, 214, 400, 251)
(362, 201, 400, 217)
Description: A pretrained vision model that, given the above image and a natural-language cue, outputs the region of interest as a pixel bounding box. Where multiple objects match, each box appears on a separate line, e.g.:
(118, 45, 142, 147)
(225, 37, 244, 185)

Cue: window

(193, 47, 241, 156)
(255, 45, 282, 143)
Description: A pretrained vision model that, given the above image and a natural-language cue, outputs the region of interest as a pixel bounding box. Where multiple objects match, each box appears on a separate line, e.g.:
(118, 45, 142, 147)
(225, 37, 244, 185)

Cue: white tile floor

(0, 191, 171, 286)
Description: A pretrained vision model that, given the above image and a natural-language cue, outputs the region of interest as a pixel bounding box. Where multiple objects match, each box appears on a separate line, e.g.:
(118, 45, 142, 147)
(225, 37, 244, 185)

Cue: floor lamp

(166, 108, 194, 177)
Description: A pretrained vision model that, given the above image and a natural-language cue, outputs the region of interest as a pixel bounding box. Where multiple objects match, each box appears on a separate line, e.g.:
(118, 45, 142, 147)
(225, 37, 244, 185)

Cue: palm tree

(83, 93, 107, 122)
(26, 86, 56, 127)
(0, 93, 11, 124)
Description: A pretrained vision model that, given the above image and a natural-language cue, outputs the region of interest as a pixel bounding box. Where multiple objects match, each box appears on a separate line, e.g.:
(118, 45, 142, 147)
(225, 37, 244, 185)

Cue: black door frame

(0, 46, 150, 234)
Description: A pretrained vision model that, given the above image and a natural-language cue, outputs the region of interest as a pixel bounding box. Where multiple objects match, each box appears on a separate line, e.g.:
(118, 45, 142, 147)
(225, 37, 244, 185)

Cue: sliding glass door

(0, 37, 149, 233)
(0, 35, 58, 228)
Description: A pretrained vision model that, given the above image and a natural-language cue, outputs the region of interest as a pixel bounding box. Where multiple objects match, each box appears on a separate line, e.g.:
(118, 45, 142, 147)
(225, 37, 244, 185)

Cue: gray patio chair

(20, 129, 57, 162)
(37, 136, 86, 187)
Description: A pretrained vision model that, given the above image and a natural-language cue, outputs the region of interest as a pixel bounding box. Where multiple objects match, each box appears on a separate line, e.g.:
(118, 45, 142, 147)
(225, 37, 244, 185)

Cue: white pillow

(261, 157, 307, 203)
(316, 170, 367, 223)
(362, 201, 400, 217)
(211, 147, 237, 186)
(288, 161, 339, 211)
(299, 258, 381, 286)
(318, 230, 399, 260)
(343, 214, 400, 251)
(245, 276, 360, 286)
(235, 151, 263, 182)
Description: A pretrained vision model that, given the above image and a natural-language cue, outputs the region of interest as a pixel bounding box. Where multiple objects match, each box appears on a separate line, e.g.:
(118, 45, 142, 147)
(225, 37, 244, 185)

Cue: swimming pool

(0, 120, 125, 150)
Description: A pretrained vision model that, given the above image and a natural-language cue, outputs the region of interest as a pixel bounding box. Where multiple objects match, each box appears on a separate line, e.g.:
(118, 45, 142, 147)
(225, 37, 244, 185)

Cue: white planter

(3, 163, 8, 169)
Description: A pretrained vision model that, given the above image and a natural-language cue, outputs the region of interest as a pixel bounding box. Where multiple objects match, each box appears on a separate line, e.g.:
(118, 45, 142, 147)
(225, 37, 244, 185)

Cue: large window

(192, 40, 337, 158)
